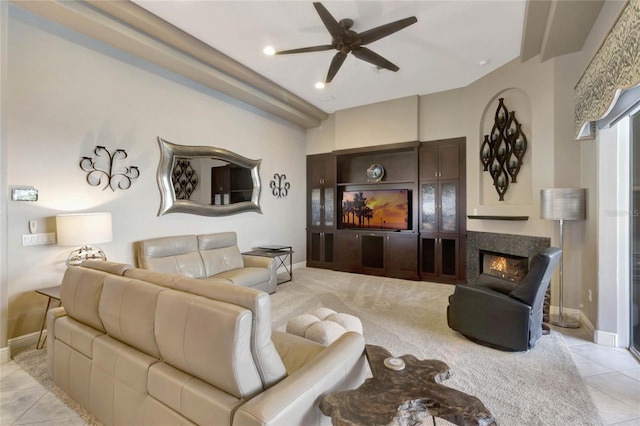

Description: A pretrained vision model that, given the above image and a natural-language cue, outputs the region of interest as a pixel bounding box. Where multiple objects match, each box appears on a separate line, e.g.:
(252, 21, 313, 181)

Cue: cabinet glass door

(311, 189, 321, 226)
(421, 183, 437, 231)
(324, 188, 334, 226)
(440, 181, 458, 232)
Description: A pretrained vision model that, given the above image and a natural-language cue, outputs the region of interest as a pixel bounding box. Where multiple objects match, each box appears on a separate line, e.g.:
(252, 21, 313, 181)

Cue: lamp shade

(540, 188, 587, 221)
(56, 212, 113, 246)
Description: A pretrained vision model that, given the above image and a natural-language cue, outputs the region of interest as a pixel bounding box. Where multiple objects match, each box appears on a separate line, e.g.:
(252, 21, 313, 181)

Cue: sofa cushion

(198, 233, 244, 276)
(148, 362, 240, 426)
(214, 267, 270, 288)
(154, 289, 263, 399)
(98, 276, 163, 359)
(200, 246, 244, 276)
(54, 316, 104, 359)
(61, 267, 107, 332)
(135, 235, 206, 278)
(91, 335, 158, 426)
(173, 276, 287, 388)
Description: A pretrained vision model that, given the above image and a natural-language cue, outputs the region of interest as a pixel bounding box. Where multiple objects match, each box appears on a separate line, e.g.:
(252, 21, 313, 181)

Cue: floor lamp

(540, 188, 587, 328)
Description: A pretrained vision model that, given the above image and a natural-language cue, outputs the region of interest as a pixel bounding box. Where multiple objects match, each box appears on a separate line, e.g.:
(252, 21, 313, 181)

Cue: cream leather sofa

(135, 232, 277, 294)
(47, 260, 366, 426)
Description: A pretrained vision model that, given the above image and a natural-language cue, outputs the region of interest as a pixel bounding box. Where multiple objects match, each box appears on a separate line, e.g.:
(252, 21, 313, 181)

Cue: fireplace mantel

(467, 215, 529, 221)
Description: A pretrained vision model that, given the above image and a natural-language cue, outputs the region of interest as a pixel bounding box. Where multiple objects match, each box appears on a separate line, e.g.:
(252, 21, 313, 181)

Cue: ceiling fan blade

(358, 16, 418, 45)
(275, 45, 334, 55)
(326, 51, 348, 83)
(313, 2, 347, 39)
(352, 47, 399, 72)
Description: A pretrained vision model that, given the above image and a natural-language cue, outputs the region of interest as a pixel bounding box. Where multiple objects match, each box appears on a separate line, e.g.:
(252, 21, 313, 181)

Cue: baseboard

(549, 306, 618, 347)
(594, 330, 618, 347)
(7, 331, 41, 358)
(0, 346, 11, 364)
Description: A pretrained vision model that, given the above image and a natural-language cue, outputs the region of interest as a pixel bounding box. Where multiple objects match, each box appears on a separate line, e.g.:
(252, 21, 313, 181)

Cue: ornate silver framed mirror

(156, 137, 262, 216)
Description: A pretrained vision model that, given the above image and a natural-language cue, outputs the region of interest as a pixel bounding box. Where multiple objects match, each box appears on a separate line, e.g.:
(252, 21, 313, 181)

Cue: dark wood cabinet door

(387, 234, 418, 279)
(420, 236, 459, 282)
(308, 155, 337, 228)
(419, 144, 438, 180)
(438, 141, 460, 179)
(334, 232, 361, 272)
(307, 231, 334, 268)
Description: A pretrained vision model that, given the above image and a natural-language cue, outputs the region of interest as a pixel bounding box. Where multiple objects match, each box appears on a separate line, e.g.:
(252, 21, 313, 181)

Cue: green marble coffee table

(320, 345, 496, 426)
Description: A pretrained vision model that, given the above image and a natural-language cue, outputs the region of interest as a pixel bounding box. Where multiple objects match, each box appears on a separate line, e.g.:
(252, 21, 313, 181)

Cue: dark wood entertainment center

(307, 138, 466, 283)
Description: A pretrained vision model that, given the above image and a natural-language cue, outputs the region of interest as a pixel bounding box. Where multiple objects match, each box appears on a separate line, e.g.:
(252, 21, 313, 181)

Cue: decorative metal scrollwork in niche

(80, 146, 140, 191)
(172, 159, 199, 200)
(480, 98, 528, 201)
(270, 173, 290, 198)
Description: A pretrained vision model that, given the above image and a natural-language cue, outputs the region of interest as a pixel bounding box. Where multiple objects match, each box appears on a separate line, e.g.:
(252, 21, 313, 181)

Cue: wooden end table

(35, 285, 62, 349)
(320, 345, 496, 426)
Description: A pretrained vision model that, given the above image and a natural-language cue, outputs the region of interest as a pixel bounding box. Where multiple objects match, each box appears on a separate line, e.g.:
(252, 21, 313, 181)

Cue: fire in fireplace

(480, 250, 529, 283)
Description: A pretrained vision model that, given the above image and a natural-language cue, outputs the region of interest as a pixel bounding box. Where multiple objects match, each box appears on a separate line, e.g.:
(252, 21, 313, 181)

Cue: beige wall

(3, 6, 307, 342)
(306, 0, 628, 342)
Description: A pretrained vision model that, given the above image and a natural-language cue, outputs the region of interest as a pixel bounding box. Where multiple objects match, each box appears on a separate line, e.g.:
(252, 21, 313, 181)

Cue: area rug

(13, 267, 603, 426)
(270, 268, 604, 426)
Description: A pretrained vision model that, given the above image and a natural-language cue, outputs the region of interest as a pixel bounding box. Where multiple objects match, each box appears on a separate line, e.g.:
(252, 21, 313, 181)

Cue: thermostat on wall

(11, 187, 38, 201)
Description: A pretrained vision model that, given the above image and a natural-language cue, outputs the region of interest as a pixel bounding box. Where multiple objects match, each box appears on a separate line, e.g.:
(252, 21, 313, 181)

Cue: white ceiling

(132, 1, 527, 113)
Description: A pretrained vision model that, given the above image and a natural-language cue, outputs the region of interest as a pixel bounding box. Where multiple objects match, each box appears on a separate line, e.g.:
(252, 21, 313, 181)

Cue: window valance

(575, 0, 639, 139)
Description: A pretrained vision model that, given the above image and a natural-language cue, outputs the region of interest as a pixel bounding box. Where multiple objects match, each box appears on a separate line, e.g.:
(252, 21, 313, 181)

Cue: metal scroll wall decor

(480, 98, 528, 201)
(270, 173, 290, 198)
(172, 159, 199, 200)
(80, 146, 140, 191)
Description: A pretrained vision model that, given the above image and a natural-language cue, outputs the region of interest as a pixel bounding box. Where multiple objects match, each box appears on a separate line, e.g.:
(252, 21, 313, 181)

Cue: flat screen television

(340, 189, 411, 230)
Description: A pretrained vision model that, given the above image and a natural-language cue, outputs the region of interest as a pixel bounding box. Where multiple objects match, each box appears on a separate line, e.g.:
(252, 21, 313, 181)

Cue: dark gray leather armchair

(447, 247, 562, 351)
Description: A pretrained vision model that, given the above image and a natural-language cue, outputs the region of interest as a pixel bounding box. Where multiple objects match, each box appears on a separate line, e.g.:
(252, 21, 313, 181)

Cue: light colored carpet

(270, 267, 604, 426)
(13, 267, 603, 426)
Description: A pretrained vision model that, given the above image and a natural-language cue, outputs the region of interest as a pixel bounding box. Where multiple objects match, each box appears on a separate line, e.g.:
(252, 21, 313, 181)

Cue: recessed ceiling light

(478, 59, 489, 66)
(263, 46, 276, 56)
(315, 81, 325, 89)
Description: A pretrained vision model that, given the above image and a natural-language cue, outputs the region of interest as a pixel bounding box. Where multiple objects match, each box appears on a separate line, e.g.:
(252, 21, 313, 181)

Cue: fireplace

(466, 231, 550, 284)
(480, 250, 529, 283)
(467, 231, 551, 326)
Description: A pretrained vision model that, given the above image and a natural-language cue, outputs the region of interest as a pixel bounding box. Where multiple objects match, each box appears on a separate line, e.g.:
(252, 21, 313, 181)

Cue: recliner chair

(447, 247, 562, 351)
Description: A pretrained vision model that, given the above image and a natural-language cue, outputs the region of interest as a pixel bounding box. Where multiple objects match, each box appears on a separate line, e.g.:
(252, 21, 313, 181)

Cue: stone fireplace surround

(466, 231, 551, 284)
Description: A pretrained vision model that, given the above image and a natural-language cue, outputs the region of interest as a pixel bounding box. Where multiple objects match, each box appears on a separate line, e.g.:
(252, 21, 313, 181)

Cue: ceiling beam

(11, 0, 328, 129)
(521, 0, 604, 63)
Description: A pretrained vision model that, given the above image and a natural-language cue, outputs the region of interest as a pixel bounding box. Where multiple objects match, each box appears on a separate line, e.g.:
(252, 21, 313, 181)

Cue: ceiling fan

(274, 2, 418, 84)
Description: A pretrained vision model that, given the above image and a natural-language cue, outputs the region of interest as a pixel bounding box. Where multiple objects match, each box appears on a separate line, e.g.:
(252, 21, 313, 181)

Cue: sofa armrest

(447, 284, 531, 351)
(232, 332, 366, 426)
(242, 255, 277, 293)
(242, 255, 273, 269)
(46, 306, 67, 380)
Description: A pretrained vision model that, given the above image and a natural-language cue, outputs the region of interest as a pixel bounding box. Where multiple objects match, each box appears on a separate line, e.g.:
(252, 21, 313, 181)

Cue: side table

(35, 285, 61, 349)
(320, 345, 496, 426)
(243, 245, 294, 284)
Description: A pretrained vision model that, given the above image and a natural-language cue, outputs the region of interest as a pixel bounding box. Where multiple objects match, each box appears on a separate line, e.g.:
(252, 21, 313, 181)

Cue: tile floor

(0, 328, 638, 425)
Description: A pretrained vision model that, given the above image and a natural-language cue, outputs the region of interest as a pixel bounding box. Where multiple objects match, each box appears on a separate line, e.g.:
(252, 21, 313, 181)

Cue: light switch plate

(29, 220, 37, 234)
(12, 187, 38, 201)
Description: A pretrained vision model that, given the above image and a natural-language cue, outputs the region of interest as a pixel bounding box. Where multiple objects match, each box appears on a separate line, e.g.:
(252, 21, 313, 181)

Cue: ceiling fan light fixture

(263, 46, 276, 56)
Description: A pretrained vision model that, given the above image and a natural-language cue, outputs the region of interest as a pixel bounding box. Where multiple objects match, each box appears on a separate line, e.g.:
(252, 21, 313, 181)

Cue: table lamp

(540, 188, 587, 328)
(56, 212, 113, 266)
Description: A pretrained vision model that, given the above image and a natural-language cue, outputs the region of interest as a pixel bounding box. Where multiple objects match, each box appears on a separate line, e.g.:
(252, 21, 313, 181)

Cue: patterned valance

(575, 0, 640, 139)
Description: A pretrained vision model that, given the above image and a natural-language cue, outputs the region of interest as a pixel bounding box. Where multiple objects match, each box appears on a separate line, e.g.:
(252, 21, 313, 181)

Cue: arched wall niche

(478, 88, 533, 205)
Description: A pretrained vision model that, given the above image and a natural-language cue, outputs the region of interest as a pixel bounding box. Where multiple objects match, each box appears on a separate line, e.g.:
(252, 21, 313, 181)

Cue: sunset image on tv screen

(341, 189, 409, 230)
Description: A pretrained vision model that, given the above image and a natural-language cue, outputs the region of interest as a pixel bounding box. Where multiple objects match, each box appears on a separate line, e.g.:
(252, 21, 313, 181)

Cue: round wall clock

(366, 164, 384, 182)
